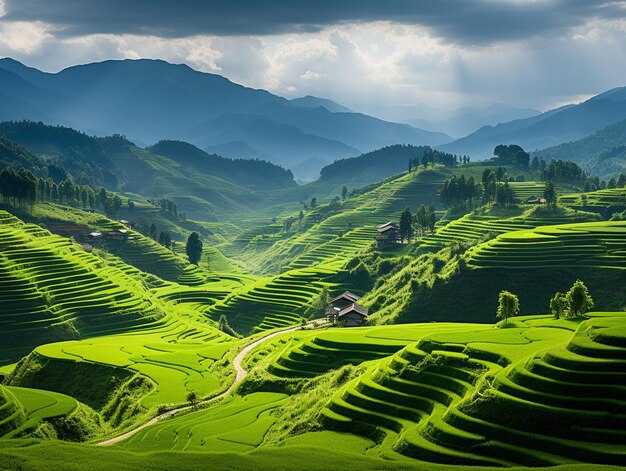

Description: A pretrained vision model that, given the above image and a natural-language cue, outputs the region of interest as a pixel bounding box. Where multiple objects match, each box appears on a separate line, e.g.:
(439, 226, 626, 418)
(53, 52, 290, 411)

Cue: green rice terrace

(1, 160, 626, 470)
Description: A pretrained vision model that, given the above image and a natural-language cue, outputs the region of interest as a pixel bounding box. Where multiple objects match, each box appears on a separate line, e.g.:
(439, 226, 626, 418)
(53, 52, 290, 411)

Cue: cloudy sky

(1, 0, 626, 112)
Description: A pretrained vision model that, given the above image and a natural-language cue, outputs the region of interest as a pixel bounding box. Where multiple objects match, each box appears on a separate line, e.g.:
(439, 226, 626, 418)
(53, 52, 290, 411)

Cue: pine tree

(186, 232, 203, 265)
(399, 207, 414, 242)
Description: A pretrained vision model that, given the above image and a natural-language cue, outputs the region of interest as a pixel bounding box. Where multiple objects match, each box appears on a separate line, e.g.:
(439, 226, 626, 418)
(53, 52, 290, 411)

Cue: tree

(186, 232, 203, 265)
(549, 292, 568, 319)
(341, 186, 348, 201)
(298, 210, 304, 227)
(544, 182, 557, 207)
(310, 197, 317, 209)
(399, 206, 414, 242)
(566, 280, 594, 317)
(496, 290, 519, 326)
(186, 391, 198, 410)
(149, 223, 157, 240)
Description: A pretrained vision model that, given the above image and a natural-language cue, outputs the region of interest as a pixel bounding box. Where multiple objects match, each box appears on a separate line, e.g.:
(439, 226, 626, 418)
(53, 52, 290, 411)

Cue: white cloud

(300, 70, 324, 80)
(0, 18, 625, 112)
(0, 20, 50, 53)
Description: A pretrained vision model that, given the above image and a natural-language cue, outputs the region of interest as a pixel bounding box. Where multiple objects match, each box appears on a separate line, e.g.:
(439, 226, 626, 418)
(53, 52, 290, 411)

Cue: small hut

(337, 303, 368, 327)
(375, 222, 401, 247)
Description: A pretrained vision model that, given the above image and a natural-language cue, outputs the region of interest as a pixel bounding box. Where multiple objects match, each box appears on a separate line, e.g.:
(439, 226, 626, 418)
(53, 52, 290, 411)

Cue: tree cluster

(409, 148, 468, 171)
(541, 159, 598, 189)
(399, 205, 436, 242)
(440, 175, 483, 209)
(492, 145, 530, 167)
(0, 164, 121, 216)
(550, 280, 594, 319)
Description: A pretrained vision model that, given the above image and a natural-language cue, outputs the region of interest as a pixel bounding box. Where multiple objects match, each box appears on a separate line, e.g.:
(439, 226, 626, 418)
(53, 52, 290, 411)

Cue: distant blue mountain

(0, 58, 452, 179)
(289, 95, 352, 113)
(441, 87, 626, 158)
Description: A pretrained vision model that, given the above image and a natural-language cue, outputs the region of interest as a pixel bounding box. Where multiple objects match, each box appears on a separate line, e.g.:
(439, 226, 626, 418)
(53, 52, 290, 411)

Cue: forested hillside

(534, 119, 626, 179)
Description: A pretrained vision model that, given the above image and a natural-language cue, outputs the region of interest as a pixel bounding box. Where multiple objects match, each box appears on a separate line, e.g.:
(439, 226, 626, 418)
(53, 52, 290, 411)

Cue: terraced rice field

(263, 327, 427, 378)
(205, 169, 450, 334)
(224, 167, 447, 273)
(560, 187, 626, 214)
(0, 210, 166, 363)
(465, 221, 626, 269)
(508, 182, 573, 203)
(13, 283, 243, 409)
(419, 205, 598, 250)
(318, 313, 626, 466)
(0, 383, 79, 439)
(118, 392, 288, 452)
(204, 267, 335, 335)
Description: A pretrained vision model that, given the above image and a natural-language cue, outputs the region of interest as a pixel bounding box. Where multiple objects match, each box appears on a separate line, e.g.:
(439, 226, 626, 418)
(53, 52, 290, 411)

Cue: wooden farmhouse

(337, 303, 368, 327)
(330, 291, 360, 310)
(526, 196, 547, 205)
(375, 222, 401, 247)
(326, 291, 368, 327)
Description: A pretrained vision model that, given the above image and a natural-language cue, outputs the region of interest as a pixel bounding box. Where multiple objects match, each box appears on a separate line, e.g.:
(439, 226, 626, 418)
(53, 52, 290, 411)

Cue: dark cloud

(3, 0, 625, 44)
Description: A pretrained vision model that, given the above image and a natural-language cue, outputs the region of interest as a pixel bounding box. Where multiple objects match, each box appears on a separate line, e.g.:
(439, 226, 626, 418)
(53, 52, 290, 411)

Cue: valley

(0, 127, 625, 470)
(1, 16, 626, 468)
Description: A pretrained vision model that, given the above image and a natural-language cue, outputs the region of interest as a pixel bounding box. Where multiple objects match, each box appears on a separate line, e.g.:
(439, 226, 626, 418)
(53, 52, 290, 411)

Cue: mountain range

(359, 102, 540, 138)
(441, 87, 626, 158)
(533, 118, 626, 179)
(0, 58, 451, 180)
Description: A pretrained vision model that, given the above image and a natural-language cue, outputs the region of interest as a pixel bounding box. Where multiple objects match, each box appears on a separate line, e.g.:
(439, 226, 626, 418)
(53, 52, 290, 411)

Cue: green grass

(316, 313, 626, 466)
(0, 209, 168, 364)
(560, 187, 626, 215)
(465, 220, 626, 269)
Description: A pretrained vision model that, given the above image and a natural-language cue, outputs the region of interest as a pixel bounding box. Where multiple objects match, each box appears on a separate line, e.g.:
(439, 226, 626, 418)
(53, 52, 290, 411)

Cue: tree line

(496, 280, 594, 325)
(408, 148, 469, 172)
(0, 164, 123, 217)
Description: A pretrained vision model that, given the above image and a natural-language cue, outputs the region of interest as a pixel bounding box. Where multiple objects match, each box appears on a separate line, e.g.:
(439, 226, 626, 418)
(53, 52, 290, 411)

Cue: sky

(1, 0, 626, 113)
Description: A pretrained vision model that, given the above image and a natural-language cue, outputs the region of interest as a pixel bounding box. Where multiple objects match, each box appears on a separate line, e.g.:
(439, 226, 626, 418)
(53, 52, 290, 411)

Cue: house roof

(338, 303, 368, 318)
(378, 222, 398, 231)
(378, 225, 399, 233)
(330, 291, 360, 304)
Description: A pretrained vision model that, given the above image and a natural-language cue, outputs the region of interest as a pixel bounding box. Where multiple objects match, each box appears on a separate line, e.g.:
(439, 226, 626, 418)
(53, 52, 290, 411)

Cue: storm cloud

(3, 0, 626, 45)
(1, 1, 626, 113)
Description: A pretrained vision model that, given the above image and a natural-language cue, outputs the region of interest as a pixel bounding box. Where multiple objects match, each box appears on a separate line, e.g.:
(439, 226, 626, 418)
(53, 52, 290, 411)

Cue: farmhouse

(375, 222, 401, 247)
(526, 196, 547, 205)
(337, 303, 368, 327)
(330, 291, 360, 310)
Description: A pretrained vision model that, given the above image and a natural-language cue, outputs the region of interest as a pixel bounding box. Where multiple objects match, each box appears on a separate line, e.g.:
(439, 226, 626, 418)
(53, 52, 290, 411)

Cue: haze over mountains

(0, 58, 451, 180)
(442, 87, 626, 158)
(2, 56, 626, 183)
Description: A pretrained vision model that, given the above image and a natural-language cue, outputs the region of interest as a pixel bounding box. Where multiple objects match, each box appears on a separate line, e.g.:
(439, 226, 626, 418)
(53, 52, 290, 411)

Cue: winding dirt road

(96, 325, 301, 446)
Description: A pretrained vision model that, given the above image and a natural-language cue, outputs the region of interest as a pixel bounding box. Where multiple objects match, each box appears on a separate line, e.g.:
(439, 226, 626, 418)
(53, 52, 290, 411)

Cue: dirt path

(96, 324, 302, 446)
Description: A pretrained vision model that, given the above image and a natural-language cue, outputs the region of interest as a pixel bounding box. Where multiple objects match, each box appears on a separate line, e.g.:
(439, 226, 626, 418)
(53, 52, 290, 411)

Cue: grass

(0, 209, 168, 364)
(464, 220, 626, 269)
(316, 313, 626, 466)
(1, 163, 625, 468)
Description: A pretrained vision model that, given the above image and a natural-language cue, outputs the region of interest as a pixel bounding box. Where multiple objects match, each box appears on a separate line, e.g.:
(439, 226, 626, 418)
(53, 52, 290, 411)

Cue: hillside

(441, 87, 626, 157)
(533, 119, 626, 179)
(145, 140, 296, 190)
(0, 121, 299, 220)
(362, 217, 624, 326)
(0, 58, 452, 178)
(0, 210, 166, 363)
(319, 145, 430, 183)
